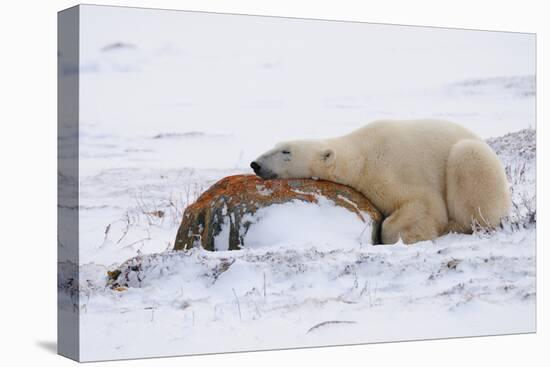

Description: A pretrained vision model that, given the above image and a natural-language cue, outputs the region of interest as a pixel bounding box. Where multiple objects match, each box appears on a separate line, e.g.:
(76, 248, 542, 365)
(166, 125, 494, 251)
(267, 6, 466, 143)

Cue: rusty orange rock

(174, 174, 382, 251)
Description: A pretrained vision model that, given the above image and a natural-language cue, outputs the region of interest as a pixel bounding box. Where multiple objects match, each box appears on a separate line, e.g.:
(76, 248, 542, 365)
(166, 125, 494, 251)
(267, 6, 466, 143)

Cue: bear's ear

(320, 148, 335, 164)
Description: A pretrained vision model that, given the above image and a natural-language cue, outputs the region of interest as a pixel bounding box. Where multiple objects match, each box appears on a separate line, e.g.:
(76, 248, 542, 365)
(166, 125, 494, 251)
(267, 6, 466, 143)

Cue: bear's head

(250, 140, 335, 180)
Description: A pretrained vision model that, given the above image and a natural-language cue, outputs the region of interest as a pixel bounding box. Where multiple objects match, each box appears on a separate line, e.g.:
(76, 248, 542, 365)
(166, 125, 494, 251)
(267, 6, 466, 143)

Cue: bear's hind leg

(446, 139, 511, 232)
(381, 198, 448, 244)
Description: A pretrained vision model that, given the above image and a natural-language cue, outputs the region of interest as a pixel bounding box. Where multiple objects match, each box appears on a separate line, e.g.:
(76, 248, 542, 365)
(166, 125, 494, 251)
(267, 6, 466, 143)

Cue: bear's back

(346, 119, 481, 207)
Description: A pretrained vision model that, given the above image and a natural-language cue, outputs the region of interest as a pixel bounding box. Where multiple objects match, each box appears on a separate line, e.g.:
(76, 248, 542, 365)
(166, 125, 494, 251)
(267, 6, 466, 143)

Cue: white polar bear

(250, 119, 511, 244)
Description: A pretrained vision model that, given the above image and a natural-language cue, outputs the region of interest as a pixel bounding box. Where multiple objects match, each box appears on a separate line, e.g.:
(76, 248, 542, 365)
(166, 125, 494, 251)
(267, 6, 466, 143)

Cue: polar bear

(250, 119, 511, 244)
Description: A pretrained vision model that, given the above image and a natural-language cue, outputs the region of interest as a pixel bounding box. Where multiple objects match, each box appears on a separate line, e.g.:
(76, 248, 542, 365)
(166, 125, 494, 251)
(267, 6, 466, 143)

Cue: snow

(72, 226, 535, 361)
(241, 197, 373, 249)
(58, 5, 535, 361)
(213, 205, 231, 251)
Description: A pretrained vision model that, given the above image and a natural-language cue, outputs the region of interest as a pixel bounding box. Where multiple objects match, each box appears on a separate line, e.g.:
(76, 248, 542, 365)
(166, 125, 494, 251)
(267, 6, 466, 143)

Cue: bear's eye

(281, 150, 291, 155)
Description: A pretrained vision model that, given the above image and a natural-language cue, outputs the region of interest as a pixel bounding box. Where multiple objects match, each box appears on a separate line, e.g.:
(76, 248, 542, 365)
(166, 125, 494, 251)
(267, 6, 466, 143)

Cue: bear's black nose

(250, 161, 261, 173)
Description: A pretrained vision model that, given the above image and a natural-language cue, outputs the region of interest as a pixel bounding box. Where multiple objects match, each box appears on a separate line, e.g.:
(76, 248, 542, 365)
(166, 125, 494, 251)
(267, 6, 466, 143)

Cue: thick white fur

(252, 119, 511, 244)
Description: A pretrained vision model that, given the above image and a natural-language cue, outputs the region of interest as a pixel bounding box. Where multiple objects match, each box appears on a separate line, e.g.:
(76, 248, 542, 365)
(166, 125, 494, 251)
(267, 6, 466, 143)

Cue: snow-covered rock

(173, 174, 382, 251)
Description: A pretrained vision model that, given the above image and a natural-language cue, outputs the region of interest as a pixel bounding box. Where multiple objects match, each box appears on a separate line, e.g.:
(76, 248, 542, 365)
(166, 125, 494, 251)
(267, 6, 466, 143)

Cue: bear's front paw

(381, 200, 447, 244)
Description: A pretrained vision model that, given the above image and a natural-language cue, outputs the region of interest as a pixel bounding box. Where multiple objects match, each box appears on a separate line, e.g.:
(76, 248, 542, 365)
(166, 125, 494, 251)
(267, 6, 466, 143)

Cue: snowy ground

(58, 5, 536, 361)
